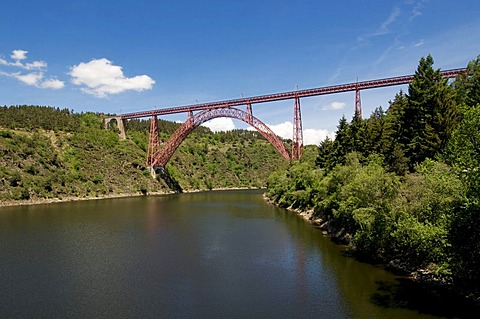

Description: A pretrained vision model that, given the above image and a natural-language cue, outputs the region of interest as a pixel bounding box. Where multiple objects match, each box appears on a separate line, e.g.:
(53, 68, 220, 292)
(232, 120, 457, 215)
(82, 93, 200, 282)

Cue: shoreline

(0, 191, 170, 208)
(0, 187, 262, 208)
(262, 193, 352, 244)
(262, 193, 480, 308)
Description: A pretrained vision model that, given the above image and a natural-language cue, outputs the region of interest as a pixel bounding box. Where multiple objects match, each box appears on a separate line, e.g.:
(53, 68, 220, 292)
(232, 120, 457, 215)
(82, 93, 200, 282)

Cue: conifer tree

(362, 107, 385, 157)
(402, 55, 457, 169)
(382, 92, 409, 174)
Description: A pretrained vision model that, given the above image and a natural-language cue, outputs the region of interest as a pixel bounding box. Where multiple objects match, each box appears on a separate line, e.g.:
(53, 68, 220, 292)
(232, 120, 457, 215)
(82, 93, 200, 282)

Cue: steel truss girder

(120, 68, 465, 120)
(151, 107, 291, 168)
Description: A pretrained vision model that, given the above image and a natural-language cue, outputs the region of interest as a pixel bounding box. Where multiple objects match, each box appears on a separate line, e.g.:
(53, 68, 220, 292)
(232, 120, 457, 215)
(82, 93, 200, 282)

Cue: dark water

(0, 190, 470, 318)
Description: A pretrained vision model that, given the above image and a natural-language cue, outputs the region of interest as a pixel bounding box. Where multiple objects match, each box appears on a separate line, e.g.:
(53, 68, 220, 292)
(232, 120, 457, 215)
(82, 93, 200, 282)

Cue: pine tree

(362, 106, 385, 157)
(401, 55, 457, 169)
(316, 137, 335, 170)
(382, 92, 409, 174)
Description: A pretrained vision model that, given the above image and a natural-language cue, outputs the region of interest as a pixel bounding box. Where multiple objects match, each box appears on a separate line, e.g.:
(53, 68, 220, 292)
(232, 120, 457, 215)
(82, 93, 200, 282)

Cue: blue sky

(1, 0, 479, 144)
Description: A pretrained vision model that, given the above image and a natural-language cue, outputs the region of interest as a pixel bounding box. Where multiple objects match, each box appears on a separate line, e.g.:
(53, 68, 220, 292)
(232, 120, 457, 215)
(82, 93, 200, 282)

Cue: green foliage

(158, 125, 290, 191)
(317, 55, 460, 175)
(387, 160, 464, 270)
(449, 202, 480, 283)
(0, 105, 80, 131)
(268, 54, 480, 284)
(1, 106, 288, 204)
(444, 105, 480, 198)
(453, 55, 480, 112)
(267, 160, 323, 209)
(397, 55, 458, 169)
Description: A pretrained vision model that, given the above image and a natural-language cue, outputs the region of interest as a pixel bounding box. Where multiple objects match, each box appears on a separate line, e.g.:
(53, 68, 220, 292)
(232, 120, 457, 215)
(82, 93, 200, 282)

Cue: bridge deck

(120, 68, 466, 120)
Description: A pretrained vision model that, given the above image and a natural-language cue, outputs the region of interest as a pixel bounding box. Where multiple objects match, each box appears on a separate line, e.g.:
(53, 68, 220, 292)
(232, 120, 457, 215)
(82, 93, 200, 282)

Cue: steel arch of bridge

(149, 107, 291, 168)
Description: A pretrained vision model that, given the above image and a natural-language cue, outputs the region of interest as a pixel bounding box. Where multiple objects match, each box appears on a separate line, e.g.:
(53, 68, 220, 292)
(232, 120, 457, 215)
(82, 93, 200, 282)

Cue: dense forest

(266, 54, 480, 300)
(0, 106, 288, 204)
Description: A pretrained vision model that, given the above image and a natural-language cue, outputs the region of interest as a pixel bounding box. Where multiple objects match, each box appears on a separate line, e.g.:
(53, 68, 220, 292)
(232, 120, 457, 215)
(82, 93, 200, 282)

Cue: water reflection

(0, 190, 473, 318)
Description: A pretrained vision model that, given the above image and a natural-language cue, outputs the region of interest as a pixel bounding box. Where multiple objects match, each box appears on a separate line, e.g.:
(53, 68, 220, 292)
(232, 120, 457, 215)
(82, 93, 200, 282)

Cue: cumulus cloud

(69, 58, 155, 98)
(0, 49, 64, 89)
(0, 50, 47, 70)
(266, 121, 293, 140)
(330, 101, 346, 110)
(11, 49, 28, 61)
(15, 72, 44, 86)
(40, 78, 65, 89)
(202, 118, 236, 132)
(321, 101, 346, 110)
(303, 128, 335, 145)
(249, 121, 334, 145)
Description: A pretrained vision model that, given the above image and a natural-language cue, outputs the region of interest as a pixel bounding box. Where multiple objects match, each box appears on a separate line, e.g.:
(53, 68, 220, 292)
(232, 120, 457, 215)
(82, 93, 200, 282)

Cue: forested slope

(0, 106, 289, 204)
(266, 54, 480, 297)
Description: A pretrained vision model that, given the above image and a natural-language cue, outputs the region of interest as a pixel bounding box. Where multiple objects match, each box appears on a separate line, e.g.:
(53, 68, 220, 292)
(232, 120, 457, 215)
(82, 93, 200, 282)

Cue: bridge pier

(150, 165, 183, 193)
(355, 85, 362, 117)
(292, 96, 303, 160)
(148, 165, 164, 179)
(104, 116, 127, 140)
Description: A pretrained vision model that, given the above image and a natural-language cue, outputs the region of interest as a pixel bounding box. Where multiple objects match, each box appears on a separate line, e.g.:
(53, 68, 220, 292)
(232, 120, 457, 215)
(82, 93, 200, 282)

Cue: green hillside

(0, 106, 289, 205)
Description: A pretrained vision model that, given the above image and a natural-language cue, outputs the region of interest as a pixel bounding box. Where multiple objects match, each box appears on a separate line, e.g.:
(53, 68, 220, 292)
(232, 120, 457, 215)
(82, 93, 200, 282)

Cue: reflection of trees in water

(371, 278, 478, 318)
(274, 205, 479, 318)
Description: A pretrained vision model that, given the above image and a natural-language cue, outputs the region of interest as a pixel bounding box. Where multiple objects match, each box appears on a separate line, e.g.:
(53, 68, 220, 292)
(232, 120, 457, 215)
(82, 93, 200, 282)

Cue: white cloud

(321, 101, 346, 110)
(251, 121, 334, 145)
(330, 101, 346, 110)
(0, 50, 46, 70)
(376, 7, 401, 36)
(15, 72, 44, 86)
(69, 58, 155, 98)
(11, 49, 28, 61)
(24, 60, 47, 70)
(413, 39, 424, 47)
(0, 49, 64, 89)
(409, 0, 425, 21)
(304, 128, 335, 145)
(266, 121, 293, 140)
(41, 78, 65, 89)
(202, 118, 236, 132)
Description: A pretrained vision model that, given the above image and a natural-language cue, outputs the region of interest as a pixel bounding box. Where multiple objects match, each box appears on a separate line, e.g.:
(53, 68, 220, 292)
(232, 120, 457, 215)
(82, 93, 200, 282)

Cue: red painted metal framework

(292, 97, 302, 160)
(121, 68, 465, 120)
(146, 115, 160, 167)
(124, 68, 465, 168)
(149, 107, 291, 168)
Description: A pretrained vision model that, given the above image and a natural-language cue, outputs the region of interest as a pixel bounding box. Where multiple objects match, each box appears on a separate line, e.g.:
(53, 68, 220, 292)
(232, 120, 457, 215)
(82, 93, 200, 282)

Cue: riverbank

(0, 187, 261, 208)
(0, 191, 170, 208)
(263, 193, 480, 309)
(262, 193, 352, 244)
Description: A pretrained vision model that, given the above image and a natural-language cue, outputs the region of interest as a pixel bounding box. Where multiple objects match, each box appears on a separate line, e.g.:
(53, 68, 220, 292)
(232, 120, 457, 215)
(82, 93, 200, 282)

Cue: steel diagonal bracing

(146, 115, 160, 166)
(292, 97, 303, 160)
(151, 107, 291, 168)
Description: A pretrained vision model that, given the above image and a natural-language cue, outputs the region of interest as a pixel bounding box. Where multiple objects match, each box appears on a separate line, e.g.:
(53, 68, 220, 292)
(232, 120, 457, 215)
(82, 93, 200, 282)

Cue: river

(0, 190, 469, 318)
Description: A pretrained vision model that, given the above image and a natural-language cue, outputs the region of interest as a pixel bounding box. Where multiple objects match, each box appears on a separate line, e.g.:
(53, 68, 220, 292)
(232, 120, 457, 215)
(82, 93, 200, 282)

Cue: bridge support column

(147, 115, 160, 172)
(148, 165, 163, 179)
(246, 103, 253, 124)
(292, 96, 303, 160)
(355, 86, 362, 118)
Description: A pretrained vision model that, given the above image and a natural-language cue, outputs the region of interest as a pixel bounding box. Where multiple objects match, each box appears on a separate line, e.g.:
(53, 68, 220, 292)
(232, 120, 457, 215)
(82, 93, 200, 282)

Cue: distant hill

(0, 105, 289, 205)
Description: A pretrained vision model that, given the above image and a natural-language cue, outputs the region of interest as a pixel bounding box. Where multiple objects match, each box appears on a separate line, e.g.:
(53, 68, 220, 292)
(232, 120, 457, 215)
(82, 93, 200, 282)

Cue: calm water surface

(0, 190, 469, 318)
